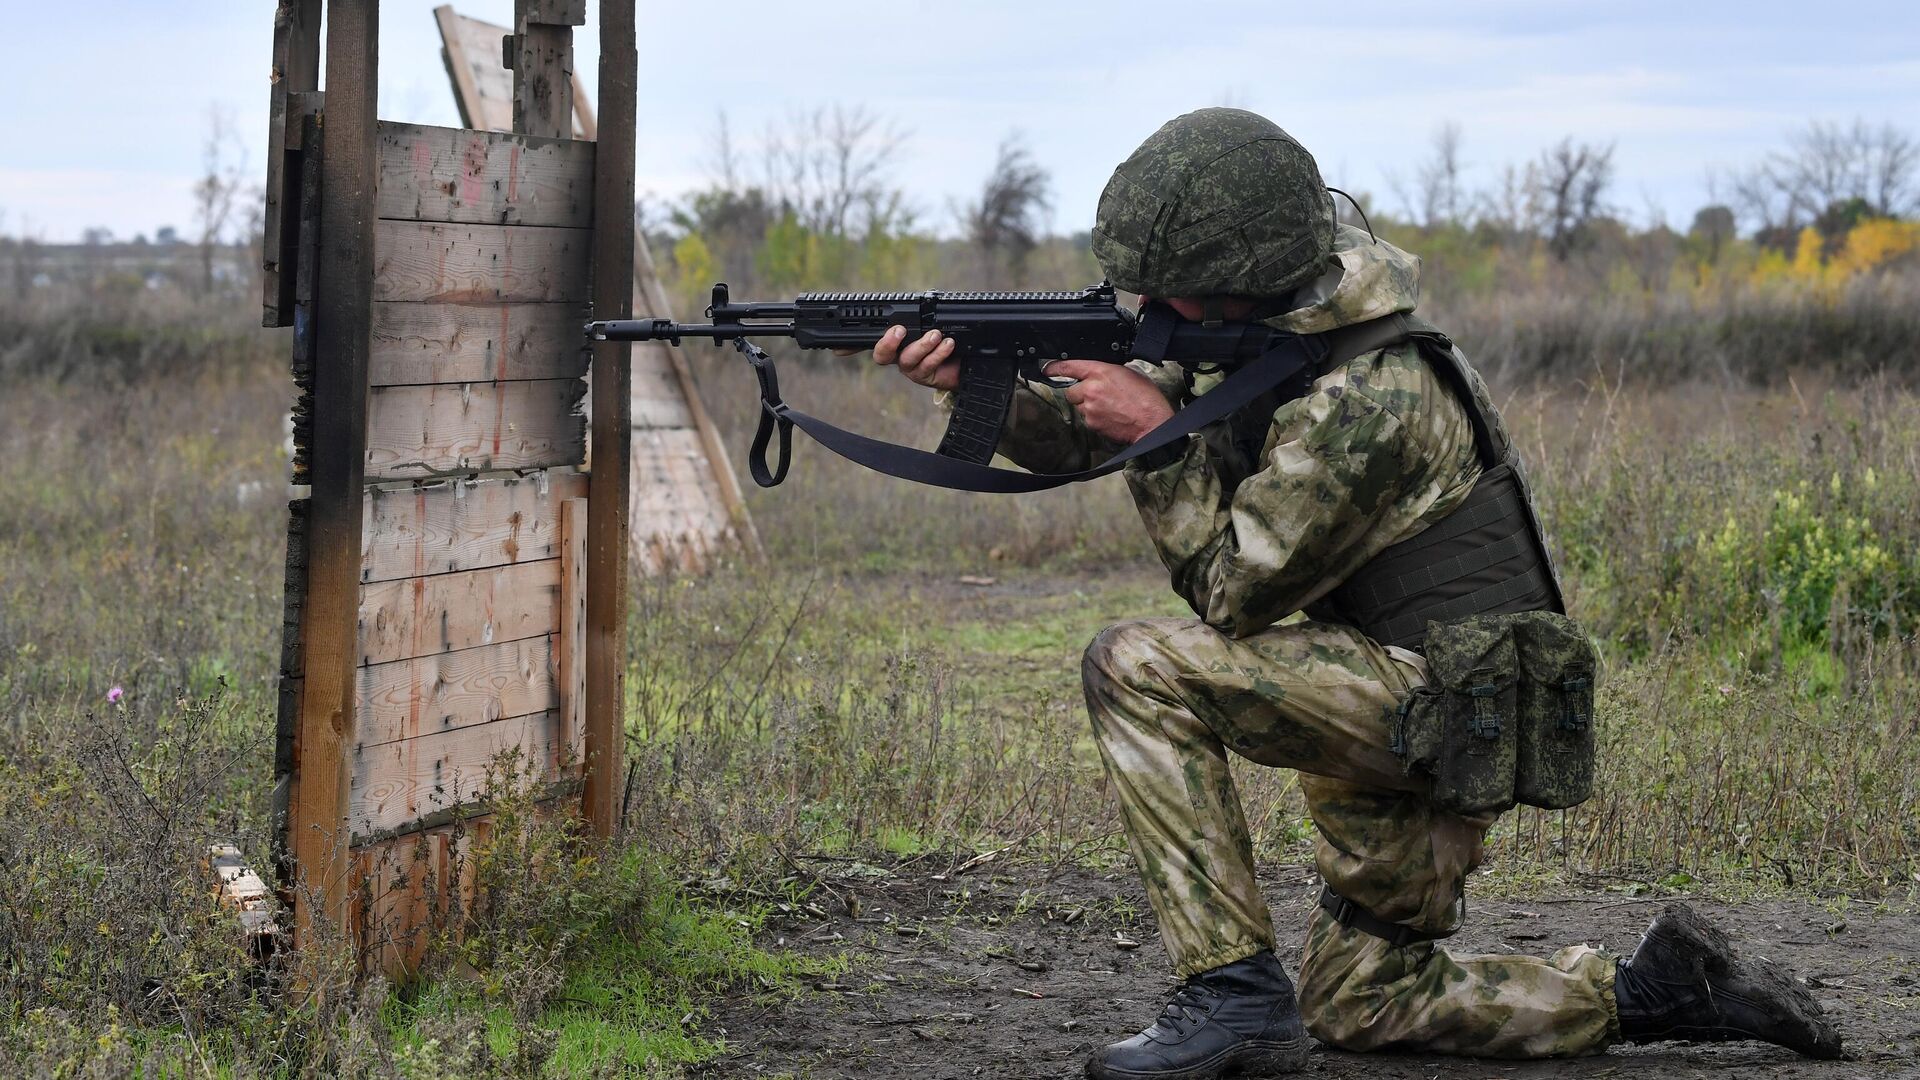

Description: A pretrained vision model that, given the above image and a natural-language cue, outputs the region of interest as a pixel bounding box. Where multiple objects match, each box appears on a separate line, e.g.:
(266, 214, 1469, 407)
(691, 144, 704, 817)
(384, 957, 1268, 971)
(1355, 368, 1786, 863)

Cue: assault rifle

(587, 282, 1389, 493)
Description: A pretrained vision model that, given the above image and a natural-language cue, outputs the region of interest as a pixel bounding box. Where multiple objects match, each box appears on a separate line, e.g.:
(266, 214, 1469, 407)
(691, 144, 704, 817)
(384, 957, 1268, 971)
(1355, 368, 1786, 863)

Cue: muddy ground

(696, 858, 1920, 1079)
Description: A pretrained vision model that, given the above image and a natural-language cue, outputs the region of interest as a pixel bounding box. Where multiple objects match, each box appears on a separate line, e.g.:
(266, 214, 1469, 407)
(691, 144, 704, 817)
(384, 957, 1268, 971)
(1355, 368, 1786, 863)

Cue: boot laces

(1154, 979, 1224, 1039)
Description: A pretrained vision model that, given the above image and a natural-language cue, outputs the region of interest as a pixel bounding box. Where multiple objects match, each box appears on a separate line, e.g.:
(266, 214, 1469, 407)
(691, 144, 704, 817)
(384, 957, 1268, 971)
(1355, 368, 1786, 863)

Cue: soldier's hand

(835, 326, 960, 392)
(1043, 360, 1174, 445)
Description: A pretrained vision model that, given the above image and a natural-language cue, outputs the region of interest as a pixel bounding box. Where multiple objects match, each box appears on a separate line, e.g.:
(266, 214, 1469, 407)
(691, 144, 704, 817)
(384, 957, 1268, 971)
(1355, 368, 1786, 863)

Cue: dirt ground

(696, 858, 1920, 1080)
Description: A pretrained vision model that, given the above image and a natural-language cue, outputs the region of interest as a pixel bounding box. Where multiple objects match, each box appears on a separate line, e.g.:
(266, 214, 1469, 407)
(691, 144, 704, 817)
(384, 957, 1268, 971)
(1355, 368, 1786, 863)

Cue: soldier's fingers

(907, 337, 956, 386)
(870, 325, 908, 366)
(1043, 359, 1108, 382)
(898, 330, 946, 377)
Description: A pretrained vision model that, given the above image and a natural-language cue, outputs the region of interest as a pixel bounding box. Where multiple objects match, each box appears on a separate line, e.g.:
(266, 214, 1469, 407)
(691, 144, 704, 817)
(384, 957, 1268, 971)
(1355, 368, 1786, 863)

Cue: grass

(1, 283, 1918, 1074)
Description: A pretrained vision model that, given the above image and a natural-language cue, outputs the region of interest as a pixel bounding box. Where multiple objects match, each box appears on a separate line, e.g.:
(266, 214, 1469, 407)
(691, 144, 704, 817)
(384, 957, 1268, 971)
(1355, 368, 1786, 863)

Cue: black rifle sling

(743, 315, 1417, 495)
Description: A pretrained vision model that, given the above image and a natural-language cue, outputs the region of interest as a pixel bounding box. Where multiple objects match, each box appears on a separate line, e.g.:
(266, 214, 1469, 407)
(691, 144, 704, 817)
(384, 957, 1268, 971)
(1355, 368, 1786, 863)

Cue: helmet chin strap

(1325, 186, 1377, 243)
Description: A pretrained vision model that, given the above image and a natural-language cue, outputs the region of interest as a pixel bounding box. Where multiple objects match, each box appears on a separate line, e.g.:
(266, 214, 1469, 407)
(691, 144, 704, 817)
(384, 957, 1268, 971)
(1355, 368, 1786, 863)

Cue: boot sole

(1638, 905, 1845, 1059)
(1085, 1036, 1310, 1080)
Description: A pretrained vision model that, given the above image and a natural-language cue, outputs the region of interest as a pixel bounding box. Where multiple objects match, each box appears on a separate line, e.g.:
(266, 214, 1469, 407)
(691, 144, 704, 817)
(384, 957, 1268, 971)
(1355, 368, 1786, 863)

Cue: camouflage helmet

(1091, 108, 1336, 300)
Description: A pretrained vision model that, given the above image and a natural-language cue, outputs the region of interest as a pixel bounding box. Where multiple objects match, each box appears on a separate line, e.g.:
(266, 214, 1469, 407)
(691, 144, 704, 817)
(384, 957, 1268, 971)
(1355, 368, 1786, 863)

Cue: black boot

(1086, 950, 1308, 1080)
(1614, 904, 1842, 1059)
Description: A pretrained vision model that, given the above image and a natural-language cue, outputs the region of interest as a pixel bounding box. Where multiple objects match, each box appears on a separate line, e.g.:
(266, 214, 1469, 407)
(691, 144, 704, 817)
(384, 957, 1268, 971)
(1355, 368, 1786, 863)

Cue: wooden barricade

(436, 3, 759, 576)
(263, 0, 634, 980)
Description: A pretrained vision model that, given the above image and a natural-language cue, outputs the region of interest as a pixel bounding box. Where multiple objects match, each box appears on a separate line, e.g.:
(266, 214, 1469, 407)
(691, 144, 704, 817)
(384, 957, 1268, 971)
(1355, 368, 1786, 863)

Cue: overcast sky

(4, 1, 1917, 243)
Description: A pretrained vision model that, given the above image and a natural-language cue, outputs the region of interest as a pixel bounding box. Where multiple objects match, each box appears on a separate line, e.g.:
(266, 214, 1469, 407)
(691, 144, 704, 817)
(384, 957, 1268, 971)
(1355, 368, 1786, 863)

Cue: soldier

(867, 108, 1841, 1078)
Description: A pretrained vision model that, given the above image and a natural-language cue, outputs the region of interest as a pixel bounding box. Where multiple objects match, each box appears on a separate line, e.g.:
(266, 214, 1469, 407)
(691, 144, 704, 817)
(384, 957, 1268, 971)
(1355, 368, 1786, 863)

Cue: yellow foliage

(1830, 218, 1920, 277)
(1791, 226, 1825, 280)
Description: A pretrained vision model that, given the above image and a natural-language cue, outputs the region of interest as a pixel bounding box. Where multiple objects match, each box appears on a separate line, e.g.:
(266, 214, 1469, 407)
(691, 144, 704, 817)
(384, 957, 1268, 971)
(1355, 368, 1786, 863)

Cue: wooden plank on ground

(373, 220, 589, 304)
(358, 559, 560, 667)
(364, 379, 585, 480)
(349, 711, 562, 839)
(583, 0, 636, 837)
(557, 498, 586, 767)
(361, 471, 586, 583)
(376, 121, 592, 228)
(356, 636, 556, 749)
(370, 301, 587, 386)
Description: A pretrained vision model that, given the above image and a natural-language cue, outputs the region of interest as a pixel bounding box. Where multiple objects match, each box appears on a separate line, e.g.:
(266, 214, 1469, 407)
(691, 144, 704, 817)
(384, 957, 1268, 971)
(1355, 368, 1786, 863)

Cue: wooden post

(262, 0, 321, 326)
(510, 0, 585, 141)
(583, 0, 635, 837)
(292, 0, 378, 945)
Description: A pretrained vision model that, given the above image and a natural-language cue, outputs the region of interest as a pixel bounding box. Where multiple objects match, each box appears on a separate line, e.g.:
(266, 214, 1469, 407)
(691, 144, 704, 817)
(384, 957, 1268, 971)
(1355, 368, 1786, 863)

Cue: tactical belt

(1317, 886, 1451, 948)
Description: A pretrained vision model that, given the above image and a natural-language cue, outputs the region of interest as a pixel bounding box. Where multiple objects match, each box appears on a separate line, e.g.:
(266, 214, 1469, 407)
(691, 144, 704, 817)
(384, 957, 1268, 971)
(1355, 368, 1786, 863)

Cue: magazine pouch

(1510, 611, 1597, 809)
(1390, 614, 1518, 815)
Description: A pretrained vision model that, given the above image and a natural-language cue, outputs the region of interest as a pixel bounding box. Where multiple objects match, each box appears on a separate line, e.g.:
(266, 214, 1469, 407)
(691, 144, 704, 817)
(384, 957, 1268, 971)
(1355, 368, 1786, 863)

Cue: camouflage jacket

(995, 226, 1489, 638)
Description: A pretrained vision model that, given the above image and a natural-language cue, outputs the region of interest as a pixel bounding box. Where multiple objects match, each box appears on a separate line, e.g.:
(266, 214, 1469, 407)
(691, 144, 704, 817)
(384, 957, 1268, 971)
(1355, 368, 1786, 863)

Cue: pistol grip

(935, 358, 1018, 465)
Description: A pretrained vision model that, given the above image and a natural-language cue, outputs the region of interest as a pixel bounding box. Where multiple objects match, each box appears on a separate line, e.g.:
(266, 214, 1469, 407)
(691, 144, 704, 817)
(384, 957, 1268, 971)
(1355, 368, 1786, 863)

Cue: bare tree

(964, 135, 1053, 285)
(1534, 138, 1615, 261)
(759, 105, 907, 240)
(1720, 119, 1919, 241)
(193, 105, 248, 295)
(1391, 122, 1467, 228)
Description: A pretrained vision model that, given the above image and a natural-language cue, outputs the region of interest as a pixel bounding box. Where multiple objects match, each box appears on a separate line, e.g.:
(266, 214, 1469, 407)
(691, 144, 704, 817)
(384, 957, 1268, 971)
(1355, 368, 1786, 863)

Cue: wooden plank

(358, 558, 561, 667)
(435, 6, 515, 133)
(372, 220, 589, 304)
(584, 0, 636, 838)
(436, 6, 591, 138)
(263, 0, 321, 326)
(361, 471, 587, 583)
(635, 234, 760, 551)
(557, 498, 586, 768)
(376, 122, 593, 228)
(349, 711, 562, 839)
(629, 342, 694, 428)
(631, 426, 737, 575)
(356, 636, 556, 749)
(511, 0, 574, 140)
(364, 379, 585, 480)
(349, 818, 480, 978)
(291, 0, 379, 957)
(370, 301, 587, 386)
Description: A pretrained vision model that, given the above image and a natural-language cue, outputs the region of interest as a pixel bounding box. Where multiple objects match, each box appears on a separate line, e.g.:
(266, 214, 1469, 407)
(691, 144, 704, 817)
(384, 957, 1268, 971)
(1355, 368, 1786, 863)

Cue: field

(2, 287, 1919, 1077)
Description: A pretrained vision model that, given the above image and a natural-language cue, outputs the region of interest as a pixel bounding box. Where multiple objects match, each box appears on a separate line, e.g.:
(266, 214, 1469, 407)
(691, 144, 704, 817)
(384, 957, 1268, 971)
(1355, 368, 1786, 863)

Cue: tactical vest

(1320, 316, 1565, 649)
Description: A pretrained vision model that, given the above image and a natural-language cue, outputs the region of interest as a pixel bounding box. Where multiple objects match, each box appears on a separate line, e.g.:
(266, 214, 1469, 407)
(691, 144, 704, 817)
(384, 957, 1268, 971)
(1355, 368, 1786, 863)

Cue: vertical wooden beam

(262, 0, 321, 326)
(557, 497, 588, 769)
(511, 0, 584, 141)
(293, 0, 378, 948)
(583, 0, 635, 837)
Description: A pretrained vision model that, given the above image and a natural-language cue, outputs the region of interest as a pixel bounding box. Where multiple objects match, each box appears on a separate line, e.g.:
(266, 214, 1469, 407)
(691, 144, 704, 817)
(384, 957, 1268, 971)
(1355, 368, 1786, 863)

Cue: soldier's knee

(1082, 619, 1163, 694)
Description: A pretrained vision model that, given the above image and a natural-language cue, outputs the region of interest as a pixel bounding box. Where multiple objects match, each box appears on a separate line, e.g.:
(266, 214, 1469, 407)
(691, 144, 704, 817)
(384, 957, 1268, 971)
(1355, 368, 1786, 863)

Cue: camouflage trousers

(1082, 616, 1619, 1057)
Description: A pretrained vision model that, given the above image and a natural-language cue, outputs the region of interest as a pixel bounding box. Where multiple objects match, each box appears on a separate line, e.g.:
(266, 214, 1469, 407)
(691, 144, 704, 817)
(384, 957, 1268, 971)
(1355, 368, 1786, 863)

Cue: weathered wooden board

(361, 471, 586, 583)
(356, 635, 556, 749)
(349, 710, 561, 838)
(629, 341, 695, 429)
(349, 818, 479, 976)
(358, 558, 560, 667)
(370, 301, 588, 386)
(631, 426, 738, 574)
(364, 379, 585, 480)
(557, 498, 586, 766)
(434, 5, 592, 138)
(373, 220, 589, 304)
(376, 121, 592, 228)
